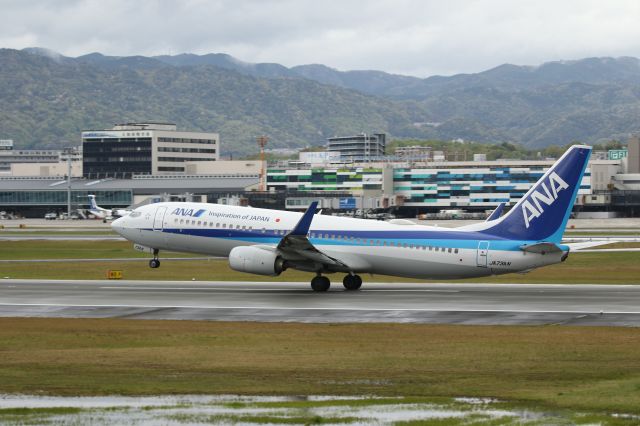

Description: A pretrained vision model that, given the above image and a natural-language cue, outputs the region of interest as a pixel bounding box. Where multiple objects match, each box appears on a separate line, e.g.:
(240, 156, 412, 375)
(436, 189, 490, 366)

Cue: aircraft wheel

(149, 259, 161, 269)
(343, 274, 362, 291)
(311, 275, 330, 292)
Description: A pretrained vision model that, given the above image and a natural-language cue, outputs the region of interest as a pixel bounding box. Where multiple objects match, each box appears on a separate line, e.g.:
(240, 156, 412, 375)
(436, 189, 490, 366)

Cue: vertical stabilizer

(482, 145, 591, 242)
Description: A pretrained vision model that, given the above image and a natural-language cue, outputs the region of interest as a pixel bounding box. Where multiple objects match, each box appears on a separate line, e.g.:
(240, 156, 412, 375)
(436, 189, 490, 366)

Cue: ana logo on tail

(521, 172, 569, 228)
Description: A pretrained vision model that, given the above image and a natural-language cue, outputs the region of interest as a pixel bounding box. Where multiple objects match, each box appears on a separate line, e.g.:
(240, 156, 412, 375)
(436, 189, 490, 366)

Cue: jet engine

(228, 246, 285, 276)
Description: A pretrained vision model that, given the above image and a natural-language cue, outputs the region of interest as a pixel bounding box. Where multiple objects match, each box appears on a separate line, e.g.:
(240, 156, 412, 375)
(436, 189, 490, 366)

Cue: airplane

(111, 145, 591, 291)
(88, 195, 131, 221)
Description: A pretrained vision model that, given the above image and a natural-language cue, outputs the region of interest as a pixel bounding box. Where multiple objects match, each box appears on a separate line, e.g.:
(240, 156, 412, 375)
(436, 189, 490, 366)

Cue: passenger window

(422, 246, 426, 250)
(236, 225, 241, 230)
(180, 219, 184, 224)
(222, 223, 226, 228)
(454, 248, 459, 254)
(216, 222, 220, 227)
(242, 225, 246, 230)
(191, 220, 196, 225)
(197, 221, 201, 226)
(448, 248, 452, 253)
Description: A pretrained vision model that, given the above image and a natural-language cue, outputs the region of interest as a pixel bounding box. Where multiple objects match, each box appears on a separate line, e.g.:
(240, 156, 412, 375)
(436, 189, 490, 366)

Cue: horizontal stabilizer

(520, 242, 563, 254)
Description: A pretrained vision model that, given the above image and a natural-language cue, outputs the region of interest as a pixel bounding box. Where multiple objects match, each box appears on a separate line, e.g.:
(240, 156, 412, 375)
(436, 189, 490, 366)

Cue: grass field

(1, 240, 639, 283)
(0, 318, 639, 415)
(589, 242, 640, 250)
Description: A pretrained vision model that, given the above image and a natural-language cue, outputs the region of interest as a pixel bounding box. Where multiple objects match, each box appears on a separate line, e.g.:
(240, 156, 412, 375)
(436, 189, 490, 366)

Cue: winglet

(289, 201, 318, 236)
(486, 202, 505, 222)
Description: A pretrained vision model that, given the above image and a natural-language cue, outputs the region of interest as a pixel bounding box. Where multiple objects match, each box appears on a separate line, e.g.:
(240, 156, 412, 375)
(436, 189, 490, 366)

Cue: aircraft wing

(276, 202, 350, 269)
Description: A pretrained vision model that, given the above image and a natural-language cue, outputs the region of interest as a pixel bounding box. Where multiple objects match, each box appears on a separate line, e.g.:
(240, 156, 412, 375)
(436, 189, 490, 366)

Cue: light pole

(63, 147, 77, 218)
(256, 136, 268, 191)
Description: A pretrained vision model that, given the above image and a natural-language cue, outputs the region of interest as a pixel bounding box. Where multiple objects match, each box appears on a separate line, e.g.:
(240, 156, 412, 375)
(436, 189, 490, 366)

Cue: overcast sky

(2, 0, 640, 77)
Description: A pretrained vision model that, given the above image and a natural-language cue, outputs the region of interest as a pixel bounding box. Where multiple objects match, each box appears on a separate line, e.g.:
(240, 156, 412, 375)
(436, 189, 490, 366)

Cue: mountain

(2, 48, 640, 152)
(154, 53, 295, 78)
(0, 48, 428, 155)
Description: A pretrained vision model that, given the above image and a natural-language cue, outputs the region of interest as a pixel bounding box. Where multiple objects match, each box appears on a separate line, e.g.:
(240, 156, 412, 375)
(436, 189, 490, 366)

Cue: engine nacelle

(228, 246, 285, 276)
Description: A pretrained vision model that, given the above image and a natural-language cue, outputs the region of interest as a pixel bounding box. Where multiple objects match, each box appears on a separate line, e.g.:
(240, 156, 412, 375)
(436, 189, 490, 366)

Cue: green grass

(564, 231, 640, 236)
(0, 240, 194, 260)
(588, 242, 640, 250)
(0, 230, 116, 236)
(1, 240, 639, 283)
(1, 318, 640, 414)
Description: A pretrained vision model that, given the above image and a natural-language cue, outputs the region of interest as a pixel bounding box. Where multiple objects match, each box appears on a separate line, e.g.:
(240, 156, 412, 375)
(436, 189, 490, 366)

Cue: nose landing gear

(149, 249, 160, 268)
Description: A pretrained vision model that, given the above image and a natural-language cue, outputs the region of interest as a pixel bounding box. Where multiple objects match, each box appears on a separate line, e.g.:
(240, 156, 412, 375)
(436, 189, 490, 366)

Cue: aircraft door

(153, 206, 167, 231)
(476, 241, 489, 267)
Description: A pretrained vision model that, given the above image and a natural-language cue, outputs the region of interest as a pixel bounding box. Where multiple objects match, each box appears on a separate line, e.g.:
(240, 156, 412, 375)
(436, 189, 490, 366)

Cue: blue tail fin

(483, 145, 591, 242)
(88, 195, 98, 210)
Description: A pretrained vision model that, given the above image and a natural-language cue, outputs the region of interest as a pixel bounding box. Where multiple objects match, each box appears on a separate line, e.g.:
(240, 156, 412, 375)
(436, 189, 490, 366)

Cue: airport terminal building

(82, 123, 219, 179)
(2, 126, 640, 218)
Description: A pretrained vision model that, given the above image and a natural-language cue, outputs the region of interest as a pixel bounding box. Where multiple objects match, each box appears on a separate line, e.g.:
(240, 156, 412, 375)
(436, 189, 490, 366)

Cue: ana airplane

(87, 195, 112, 220)
(111, 145, 591, 291)
(88, 195, 131, 221)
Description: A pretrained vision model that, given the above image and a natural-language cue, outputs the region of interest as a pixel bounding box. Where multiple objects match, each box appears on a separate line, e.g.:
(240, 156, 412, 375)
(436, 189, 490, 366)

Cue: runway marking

(1, 303, 639, 315)
(98, 286, 461, 293)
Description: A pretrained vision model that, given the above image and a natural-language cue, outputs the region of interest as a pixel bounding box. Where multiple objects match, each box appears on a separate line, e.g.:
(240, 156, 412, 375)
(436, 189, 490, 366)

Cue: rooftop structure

(327, 133, 386, 162)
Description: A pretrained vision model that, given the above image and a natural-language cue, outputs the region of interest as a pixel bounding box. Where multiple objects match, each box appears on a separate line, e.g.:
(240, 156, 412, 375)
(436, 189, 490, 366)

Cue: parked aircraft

(88, 195, 131, 221)
(111, 145, 591, 291)
(87, 195, 112, 220)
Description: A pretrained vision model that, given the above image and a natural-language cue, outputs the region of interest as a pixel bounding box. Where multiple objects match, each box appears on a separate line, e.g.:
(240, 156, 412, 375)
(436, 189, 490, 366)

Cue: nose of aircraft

(111, 216, 126, 235)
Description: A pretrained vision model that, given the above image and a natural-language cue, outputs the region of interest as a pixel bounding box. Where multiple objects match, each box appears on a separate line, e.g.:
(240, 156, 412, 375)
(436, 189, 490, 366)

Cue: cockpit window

(129, 212, 142, 218)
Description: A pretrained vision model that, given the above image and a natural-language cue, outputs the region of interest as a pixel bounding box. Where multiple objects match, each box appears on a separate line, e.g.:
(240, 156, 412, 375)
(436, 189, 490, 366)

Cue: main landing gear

(149, 249, 160, 269)
(311, 274, 330, 292)
(309, 273, 363, 292)
(342, 274, 362, 291)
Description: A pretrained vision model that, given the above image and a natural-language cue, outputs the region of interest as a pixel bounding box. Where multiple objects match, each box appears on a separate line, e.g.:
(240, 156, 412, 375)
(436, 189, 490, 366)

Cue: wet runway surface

(1, 280, 640, 326)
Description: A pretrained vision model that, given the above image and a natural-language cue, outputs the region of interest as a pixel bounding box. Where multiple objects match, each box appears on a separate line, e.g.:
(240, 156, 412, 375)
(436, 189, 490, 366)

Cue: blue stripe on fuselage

(155, 227, 543, 252)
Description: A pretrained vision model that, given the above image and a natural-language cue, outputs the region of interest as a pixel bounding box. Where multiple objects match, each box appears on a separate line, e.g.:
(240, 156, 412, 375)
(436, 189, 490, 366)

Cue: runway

(1, 279, 640, 326)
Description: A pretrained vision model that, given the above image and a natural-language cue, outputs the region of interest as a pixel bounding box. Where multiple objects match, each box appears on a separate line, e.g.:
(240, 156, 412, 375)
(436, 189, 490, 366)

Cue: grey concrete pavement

(1, 280, 639, 326)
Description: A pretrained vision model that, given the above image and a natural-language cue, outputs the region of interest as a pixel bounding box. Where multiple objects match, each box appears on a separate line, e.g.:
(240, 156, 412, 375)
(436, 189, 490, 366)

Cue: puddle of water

(0, 394, 629, 425)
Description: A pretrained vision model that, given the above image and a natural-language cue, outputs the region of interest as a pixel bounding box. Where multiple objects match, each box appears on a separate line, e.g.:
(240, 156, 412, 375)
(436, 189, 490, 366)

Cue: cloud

(1, 0, 640, 76)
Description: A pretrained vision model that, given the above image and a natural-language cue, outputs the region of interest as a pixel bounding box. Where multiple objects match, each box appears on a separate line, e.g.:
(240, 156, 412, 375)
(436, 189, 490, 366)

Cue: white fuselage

(112, 202, 565, 280)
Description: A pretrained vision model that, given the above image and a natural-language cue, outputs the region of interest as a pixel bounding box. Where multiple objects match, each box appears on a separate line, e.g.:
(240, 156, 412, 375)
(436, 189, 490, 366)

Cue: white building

(82, 122, 219, 178)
